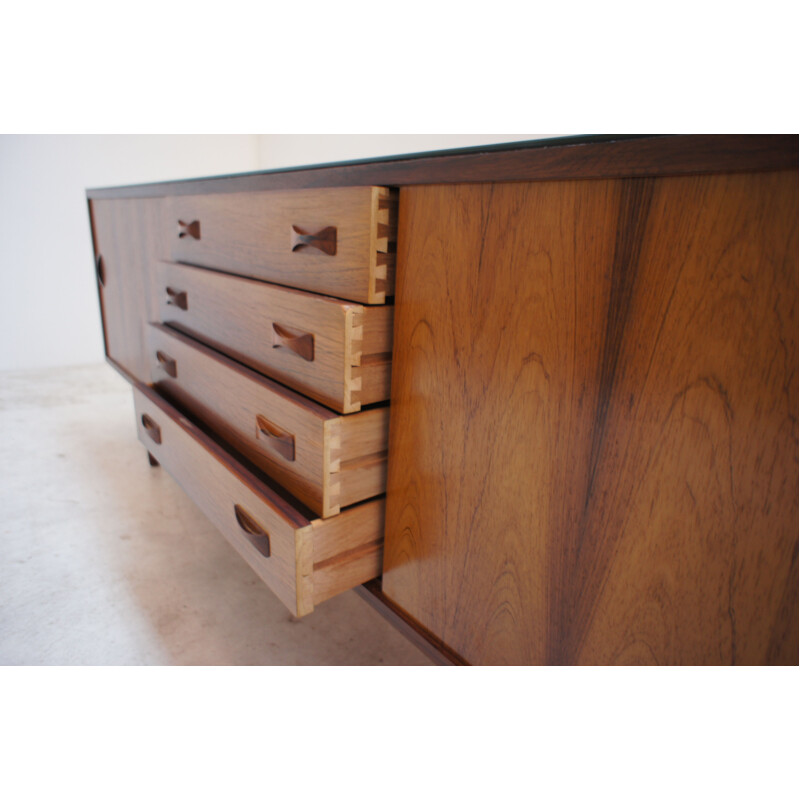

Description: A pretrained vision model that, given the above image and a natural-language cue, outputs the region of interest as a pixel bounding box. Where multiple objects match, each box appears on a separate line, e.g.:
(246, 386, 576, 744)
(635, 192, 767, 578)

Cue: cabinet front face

(383, 173, 799, 666)
(90, 198, 164, 382)
(89, 192, 392, 619)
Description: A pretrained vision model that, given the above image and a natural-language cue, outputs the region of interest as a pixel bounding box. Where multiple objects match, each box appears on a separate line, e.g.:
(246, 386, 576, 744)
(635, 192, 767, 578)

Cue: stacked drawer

(134, 186, 397, 617)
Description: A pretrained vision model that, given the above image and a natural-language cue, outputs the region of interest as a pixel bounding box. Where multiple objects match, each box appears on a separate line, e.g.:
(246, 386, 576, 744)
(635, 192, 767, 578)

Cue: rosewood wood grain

(87, 136, 797, 199)
(89, 198, 165, 383)
(133, 384, 386, 616)
(154, 261, 393, 413)
(383, 172, 798, 666)
(166, 187, 396, 304)
(353, 582, 467, 666)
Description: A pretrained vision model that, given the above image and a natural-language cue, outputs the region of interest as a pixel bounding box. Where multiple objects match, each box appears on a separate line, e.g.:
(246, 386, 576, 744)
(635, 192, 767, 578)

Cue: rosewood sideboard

(87, 135, 799, 665)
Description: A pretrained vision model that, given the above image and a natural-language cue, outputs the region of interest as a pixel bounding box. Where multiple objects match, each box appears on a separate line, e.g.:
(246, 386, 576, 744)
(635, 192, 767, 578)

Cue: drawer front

(155, 261, 393, 413)
(133, 385, 385, 616)
(166, 187, 397, 304)
(147, 324, 389, 518)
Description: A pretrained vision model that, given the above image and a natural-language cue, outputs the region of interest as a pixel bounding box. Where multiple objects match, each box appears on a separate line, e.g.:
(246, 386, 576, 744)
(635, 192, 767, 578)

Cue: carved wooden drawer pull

(178, 220, 201, 240)
(165, 287, 188, 310)
(272, 323, 314, 362)
(233, 505, 271, 557)
(156, 350, 177, 378)
(290, 225, 337, 256)
(141, 414, 162, 445)
(255, 414, 296, 462)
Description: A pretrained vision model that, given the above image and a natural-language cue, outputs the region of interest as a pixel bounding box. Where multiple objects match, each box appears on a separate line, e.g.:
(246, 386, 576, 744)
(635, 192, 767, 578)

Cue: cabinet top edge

(86, 134, 798, 200)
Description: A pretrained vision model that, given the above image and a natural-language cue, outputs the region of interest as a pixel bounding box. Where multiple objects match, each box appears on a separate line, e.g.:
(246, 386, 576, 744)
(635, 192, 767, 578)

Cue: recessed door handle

(95, 254, 106, 287)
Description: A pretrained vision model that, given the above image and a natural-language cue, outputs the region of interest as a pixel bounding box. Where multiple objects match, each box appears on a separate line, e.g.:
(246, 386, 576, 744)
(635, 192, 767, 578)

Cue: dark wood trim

(87, 199, 110, 358)
(354, 580, 469, 665)
(86, 135, 798, 199)
(106, 353, 136, 384)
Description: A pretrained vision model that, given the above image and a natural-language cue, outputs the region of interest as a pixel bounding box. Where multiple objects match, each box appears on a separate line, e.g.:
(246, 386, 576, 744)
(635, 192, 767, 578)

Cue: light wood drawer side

(133, 385, 384, 616)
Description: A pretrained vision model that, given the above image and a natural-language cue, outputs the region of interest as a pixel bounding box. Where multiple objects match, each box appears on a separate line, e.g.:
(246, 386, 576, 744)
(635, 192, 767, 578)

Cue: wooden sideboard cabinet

(88, 135, 799, 665)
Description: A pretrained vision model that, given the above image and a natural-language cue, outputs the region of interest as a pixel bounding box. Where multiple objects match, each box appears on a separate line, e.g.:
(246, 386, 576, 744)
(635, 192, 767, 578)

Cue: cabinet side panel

(383, 174, 798, 665)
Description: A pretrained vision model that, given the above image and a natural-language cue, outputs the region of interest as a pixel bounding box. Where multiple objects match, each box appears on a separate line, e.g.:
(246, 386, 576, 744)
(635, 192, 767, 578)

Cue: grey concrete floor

(0, 364, 432, 665)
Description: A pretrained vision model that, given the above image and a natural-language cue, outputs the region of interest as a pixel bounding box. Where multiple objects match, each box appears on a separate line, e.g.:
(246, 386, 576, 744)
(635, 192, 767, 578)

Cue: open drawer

(133, 384, 384, 617)
(147, 323, 389, 518)
(154, 261, 392, 413)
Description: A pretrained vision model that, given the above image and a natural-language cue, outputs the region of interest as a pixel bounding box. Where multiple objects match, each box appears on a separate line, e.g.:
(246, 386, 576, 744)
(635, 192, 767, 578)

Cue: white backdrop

(0, 135, 258, 371)
(0, 134, 555, 371)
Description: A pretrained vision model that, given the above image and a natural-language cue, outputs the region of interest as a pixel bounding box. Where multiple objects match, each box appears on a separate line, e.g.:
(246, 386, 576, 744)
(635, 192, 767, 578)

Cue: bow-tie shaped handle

(272, 322, 314, 362)
(178, 219, 201, 240)
(290, 225, 337, 255)
(165, 287, 188, 310)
